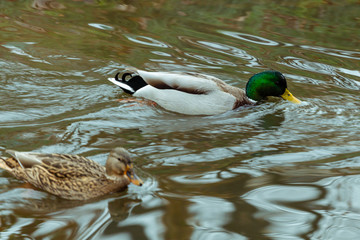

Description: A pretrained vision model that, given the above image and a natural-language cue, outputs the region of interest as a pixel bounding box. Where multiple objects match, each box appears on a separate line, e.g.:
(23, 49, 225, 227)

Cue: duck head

(106, 147, 143, 186)
(246, 71, 301, 103)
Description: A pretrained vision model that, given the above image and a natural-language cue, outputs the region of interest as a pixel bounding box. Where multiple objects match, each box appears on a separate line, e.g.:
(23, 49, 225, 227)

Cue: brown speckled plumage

(0, 147, 143, 200)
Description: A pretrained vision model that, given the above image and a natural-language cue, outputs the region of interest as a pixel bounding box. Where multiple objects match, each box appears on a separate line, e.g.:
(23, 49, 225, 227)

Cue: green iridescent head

(245, 70, 301, 103)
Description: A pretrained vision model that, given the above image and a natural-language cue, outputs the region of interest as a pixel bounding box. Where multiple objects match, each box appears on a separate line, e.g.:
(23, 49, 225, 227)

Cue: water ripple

(243, 185, 320, 239)
(301, 45, 360, 60)
(124, 34, 169, 48)
(313, 176, 360, 239)
(88, 23, 114, 31)
(184, 52, 237, 66)
(219, 30, 279, 46)
(178, 36, 260, 67)
(280, 56, 360, 90)
(2, 42, 51, 64)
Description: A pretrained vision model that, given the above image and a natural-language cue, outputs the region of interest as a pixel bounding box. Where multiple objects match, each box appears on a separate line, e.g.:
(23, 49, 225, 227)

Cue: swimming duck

(0, 147, 143, 200)
(108, 70, 301, 115)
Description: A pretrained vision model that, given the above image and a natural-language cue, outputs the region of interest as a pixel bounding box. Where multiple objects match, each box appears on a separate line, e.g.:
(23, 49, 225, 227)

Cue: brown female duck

(0, 147, 143, 200)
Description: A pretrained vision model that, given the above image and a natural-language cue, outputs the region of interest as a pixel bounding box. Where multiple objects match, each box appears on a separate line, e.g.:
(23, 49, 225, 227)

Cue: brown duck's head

(106, 147, 143, 186)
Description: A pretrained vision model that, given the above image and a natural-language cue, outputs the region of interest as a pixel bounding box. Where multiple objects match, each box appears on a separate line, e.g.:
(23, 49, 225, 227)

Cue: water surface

(0, 1, 359, 239)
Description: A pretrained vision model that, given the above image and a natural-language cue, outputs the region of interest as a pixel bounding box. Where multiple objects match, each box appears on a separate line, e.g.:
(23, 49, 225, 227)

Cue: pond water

(0, 1, 359, 239)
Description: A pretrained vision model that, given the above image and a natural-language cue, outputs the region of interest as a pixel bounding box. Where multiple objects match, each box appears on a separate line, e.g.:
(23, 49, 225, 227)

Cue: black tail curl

(113, 71, 147, 94)
(114, 71, 136, 82)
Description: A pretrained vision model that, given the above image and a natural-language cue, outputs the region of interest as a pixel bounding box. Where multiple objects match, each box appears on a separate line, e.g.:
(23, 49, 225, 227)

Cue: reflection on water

(0, 0, 360, 239)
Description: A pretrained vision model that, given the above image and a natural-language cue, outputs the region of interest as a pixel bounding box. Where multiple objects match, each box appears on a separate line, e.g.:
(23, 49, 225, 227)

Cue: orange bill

(126, 168, 143, 186)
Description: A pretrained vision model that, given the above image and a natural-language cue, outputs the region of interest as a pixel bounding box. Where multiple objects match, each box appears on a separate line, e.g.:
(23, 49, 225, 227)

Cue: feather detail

(5, 150, 43, 168)
(108, 77, 135, 94)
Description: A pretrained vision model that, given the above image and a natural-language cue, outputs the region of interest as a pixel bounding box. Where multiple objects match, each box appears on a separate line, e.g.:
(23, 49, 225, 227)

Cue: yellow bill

(281, 88, 301, 104)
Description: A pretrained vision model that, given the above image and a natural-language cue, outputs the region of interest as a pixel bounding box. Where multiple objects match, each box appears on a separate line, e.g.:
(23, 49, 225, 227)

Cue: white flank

(134, 85, 236, 115)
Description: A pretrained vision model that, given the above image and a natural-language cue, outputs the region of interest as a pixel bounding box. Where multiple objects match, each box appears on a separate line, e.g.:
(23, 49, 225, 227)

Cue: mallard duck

(108, 70, 301, 115)
(0, 147, 143, 200)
